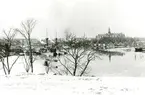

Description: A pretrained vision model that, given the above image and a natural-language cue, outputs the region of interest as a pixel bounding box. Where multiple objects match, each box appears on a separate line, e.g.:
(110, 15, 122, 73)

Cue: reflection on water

(109, 54, 111, 62)
(134, 54, 136, 60)
(90, 48, 145, 77)
(96, 49, 125, 62)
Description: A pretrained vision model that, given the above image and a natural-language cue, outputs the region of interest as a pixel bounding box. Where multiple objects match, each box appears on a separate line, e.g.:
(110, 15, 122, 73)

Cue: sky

(0, 0, 145, 39)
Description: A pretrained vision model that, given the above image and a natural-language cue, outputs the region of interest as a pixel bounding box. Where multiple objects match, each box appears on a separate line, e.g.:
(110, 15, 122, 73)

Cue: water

(1, 48, 145, 77)
(90, 48, 145, 77)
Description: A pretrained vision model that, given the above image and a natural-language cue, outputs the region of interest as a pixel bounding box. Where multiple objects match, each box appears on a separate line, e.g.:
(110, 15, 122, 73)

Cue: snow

(1, 48, 145, 94)
(0, 75, 145, 95)
(1, 48, 145, 77)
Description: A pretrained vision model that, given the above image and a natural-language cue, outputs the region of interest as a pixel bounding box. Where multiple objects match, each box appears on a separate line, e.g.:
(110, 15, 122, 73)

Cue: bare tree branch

(1, 58, 8, 71)
(16, 19, 37, 73)
(0, 28, 18, 75)
(10, 55, 20, 71)
(57, 31, 99, 76)
(15, 29, 28, 42)
(63, 55, 75, 64)
(57, 58, 73, 75)
(23, 55, 30, 72)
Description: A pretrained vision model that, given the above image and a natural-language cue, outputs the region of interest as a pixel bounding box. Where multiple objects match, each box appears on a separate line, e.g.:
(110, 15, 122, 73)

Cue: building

(96, 28, 125, 40)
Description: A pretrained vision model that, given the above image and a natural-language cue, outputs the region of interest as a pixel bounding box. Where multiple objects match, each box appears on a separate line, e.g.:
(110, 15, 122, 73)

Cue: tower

(108, 27, 112, 37)
(108, 27, 111, 34)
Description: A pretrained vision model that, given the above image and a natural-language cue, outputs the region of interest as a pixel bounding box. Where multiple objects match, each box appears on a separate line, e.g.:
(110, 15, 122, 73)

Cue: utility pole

(46, 28, 49, 49)
(55, 31, 58, 49)
(46, 28, 48, 38)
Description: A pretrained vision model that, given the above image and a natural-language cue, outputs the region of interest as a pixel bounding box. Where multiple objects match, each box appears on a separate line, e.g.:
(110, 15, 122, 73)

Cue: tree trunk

(6, 55, 11, 75)
(73, 59, 77, 76)
(80, 60, 90, 76)
(2, 63, 7, 75)
(6, 44, 10, 73)
(26, 65, 29, 73)
(28, 35, 33, 73)
(8, 69, 11, 75)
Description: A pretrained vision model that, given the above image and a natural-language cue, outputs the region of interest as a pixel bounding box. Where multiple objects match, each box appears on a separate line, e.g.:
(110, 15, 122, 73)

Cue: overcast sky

(0, 0, 145, 39)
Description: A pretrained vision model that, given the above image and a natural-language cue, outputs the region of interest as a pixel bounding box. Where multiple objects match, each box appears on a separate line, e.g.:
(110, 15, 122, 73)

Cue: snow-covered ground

(0, 74, 145, 95)
(1, 48, 145, 95)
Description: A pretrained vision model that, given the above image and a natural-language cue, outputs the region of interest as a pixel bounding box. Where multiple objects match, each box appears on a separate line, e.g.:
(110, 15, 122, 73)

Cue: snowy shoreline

(0, 75, 145, 95)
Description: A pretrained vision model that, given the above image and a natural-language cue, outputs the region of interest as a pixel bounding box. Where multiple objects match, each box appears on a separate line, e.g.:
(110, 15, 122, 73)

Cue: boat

(135, 47, 145, 52)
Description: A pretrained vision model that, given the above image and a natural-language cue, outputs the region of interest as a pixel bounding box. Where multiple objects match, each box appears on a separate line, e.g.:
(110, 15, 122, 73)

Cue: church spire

(108, 27, 111, 34)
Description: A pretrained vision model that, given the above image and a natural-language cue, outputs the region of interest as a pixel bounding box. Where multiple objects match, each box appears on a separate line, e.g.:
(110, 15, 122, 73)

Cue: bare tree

(15, 19, 36, 73)
(57, 31, 101, 76)
(0, 29, 20, 75)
